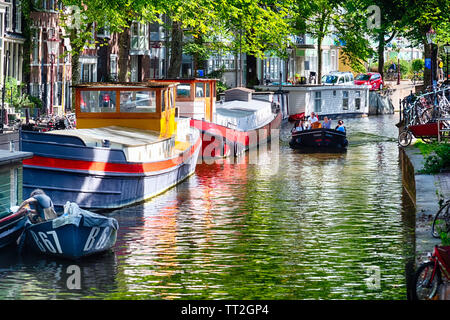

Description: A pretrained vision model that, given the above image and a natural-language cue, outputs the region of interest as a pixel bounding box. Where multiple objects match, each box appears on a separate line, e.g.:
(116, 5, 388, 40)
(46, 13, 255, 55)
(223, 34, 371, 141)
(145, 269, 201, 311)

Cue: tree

(165, 0, 294, 79)
(402, 0, 450, 87)
(294, 0, 373, 83)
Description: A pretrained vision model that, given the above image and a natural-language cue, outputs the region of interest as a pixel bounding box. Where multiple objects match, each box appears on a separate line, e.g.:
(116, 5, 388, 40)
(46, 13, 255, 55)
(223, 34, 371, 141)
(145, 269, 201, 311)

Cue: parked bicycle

(412, 245, 450, 300)
(432, 199, 450, 239)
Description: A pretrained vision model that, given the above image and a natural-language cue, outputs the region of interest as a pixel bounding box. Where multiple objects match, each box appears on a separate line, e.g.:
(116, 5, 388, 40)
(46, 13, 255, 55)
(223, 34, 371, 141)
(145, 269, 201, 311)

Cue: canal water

(0, 114, 416, 300)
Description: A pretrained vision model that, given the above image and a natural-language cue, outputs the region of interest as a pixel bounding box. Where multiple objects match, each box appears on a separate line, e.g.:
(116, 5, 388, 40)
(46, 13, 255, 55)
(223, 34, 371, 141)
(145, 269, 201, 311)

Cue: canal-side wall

(400, 143, 450, 299)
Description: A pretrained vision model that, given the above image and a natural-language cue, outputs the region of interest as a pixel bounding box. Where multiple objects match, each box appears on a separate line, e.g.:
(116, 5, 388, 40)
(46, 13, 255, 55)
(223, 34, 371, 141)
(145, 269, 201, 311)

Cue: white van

(321, 72, 354, 85)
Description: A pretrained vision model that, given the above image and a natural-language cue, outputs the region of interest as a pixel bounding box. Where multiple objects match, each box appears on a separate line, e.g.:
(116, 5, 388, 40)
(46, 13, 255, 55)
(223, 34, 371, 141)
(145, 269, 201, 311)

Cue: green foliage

(412, 59, 425, 73)
(441, 231, 450, 246)
(417, 142, 450, 174)
(4, 77, 33, 110)
(206, 66, 229, 94)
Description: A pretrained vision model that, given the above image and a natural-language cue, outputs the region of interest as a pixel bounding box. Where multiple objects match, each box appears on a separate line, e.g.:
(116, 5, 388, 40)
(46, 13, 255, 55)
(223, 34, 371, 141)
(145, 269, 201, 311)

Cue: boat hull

(22, 210, 117, 260)
(191, 112, 282, 158)
(21, 129, 201, 210)
(289, 128, 348, 153)
(0, 210, 27, 249)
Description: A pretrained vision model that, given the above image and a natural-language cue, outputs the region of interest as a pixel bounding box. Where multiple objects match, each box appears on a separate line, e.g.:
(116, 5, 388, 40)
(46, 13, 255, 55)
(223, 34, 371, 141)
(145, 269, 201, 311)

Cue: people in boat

(335, 120, 346, 133)
(17, 189, 58, 223)
(322, 116, 332, 129)
(292, 119, 307, 132)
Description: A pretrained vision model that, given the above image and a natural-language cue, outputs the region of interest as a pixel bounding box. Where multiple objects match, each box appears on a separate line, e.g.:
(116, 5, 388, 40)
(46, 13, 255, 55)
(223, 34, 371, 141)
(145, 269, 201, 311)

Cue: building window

(342, 91, 349, 110)
(110, 54, 118, 79)
(97, 25, 110, 38)
(314, 91, 321, 112)
(15, 2, 21, 33)
(355, 91, 361, 110)
(131, 22, 149, 51)
(81, 63, 97, 83)
(31, 29, 39, 64)
(5, 6, 11, 31)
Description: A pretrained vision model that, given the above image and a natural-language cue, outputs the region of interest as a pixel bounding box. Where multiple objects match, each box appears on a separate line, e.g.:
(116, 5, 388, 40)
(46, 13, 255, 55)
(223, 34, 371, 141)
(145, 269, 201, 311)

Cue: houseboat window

(205, 83, 210, 97)
(195, 83, 205, 98)
(342, 91, 349, 110)
(314, 91, 321, 112)
(176, 84, 191, 98)
(80, 90, 116, 112)
(169, 88, 174, 109)
(355, 91, 361, 110)
(119, 91, 156, 113)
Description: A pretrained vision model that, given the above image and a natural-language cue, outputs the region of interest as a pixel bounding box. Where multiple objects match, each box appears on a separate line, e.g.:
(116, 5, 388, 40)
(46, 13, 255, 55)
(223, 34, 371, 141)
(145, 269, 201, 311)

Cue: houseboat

(256, 84, 370, 120)
(0, 148, 33, 248)
(156, 79, 282, 158)
(20, 82, 201, 210)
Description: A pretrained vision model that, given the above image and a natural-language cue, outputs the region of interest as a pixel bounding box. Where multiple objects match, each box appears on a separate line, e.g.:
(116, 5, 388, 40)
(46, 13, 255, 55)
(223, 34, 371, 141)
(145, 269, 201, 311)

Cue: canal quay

(0, 114, 419, 300)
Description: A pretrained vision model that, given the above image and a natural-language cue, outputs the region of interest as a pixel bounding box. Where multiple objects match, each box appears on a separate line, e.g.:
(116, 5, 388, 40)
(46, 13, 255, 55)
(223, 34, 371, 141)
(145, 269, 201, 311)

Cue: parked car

(321, 72, 354, 85)
(354, 72, 384, 91)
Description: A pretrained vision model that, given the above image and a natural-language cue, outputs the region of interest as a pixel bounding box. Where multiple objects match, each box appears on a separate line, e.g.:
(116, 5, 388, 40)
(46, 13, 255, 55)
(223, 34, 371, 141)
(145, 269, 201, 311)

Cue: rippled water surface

(0, 115, 415, 299)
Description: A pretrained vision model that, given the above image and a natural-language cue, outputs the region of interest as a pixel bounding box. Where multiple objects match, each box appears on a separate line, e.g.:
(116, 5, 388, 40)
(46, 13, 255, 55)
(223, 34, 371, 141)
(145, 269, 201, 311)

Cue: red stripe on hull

(23, 137, 201, 174)
(191, 112, 282, 157)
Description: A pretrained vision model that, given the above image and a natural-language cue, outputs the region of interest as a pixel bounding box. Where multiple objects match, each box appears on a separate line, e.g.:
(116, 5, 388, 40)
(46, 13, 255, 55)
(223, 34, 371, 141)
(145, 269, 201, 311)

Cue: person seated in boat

(322, 116, 332, 129)
(292, 119, 308, 132)
(308, 112, 319, 124)
(335, 120, 346, 133)
(17, 189, 58, 223)
(308, 112, 321, 129)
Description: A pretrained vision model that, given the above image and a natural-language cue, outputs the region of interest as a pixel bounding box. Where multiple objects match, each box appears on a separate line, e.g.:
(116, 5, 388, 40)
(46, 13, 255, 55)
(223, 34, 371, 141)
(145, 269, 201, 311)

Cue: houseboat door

(204, 81, 213, 122)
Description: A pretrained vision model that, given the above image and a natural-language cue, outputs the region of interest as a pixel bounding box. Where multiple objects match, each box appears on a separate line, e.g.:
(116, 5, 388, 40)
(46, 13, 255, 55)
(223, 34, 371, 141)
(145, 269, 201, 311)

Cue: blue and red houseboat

(156, 79, 282, 158)
(20, 82, 201, 210)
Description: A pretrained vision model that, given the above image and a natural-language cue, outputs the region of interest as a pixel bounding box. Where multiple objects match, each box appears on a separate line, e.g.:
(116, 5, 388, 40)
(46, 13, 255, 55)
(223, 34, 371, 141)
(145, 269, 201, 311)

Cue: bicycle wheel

(398, 130, 412, 147)
(412, 261, 442, 300)
(431, 201, 450, 238)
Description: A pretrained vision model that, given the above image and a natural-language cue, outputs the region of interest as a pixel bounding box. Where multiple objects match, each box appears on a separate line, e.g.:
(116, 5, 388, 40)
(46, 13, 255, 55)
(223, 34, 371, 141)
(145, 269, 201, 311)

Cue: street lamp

(47, 35, 59, 115)
(444, 43, 450, 82)
(426, 27, 437, 86)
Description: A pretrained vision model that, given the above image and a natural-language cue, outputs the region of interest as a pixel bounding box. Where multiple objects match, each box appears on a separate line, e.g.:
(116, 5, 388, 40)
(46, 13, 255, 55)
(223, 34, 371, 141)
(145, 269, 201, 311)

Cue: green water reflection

(0, 115, 415, 300)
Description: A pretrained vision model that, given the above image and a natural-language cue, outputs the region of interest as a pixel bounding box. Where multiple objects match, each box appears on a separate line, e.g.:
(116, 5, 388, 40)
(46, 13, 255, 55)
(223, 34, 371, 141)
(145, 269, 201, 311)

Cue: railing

(438, 117, 450, 143)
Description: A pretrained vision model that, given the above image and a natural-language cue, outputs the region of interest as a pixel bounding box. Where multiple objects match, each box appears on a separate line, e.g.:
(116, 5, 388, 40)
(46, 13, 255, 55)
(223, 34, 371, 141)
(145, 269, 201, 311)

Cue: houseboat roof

(49, 126, 165, 147)
(0, 149, 33, 166)
(72, 82, 179, 89)
(155, 78, 219, 82)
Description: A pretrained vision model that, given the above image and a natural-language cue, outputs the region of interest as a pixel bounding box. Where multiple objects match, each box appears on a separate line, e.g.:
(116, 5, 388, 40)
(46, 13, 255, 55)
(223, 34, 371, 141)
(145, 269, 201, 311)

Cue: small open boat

(289, 128, 348, 153)
(19, 202, 118, 260)
(0, 207, 28, 249)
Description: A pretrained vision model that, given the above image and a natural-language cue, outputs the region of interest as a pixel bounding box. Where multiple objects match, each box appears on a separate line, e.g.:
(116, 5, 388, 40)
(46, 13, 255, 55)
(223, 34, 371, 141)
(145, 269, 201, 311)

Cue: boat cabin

(155, 78, 217, 122)
(74, 82, 178, 137)
(0, 149, 33, 217)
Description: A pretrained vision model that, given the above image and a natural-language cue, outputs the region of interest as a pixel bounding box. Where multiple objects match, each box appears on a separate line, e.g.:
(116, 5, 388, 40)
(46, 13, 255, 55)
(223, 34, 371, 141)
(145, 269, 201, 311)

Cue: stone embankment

(401, 146, 450, 300)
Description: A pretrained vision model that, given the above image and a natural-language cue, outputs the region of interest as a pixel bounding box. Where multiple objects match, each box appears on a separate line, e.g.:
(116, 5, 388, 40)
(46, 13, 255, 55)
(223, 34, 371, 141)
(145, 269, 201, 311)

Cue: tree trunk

(118, 25, 131, 82)
(246, 54, 258, 88)
(423, 40, 438, 88)
(167, 21, 183, 78)
(377, 30, 385, 78)
(193, 35, 207, 77)
(70, 29, 81, 111)
(317, 36, 323, 84)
